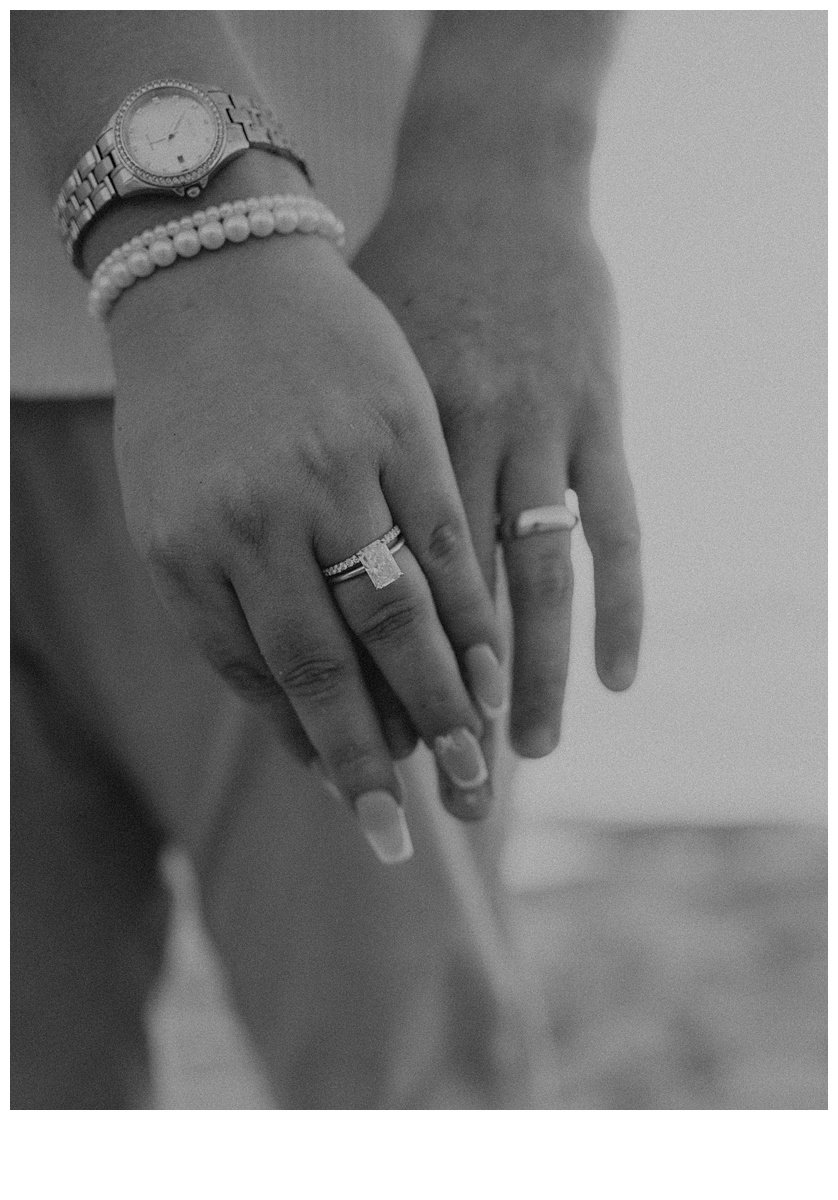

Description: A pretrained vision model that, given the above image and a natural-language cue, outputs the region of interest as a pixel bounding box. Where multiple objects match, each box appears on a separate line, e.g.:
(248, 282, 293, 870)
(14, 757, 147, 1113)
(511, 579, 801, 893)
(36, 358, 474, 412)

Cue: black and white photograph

(9, 3, 826, 1162)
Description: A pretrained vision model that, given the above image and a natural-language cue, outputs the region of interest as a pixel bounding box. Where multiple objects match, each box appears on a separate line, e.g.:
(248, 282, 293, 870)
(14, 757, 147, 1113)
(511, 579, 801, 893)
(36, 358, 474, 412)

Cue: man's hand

(353, 30, 642, 756)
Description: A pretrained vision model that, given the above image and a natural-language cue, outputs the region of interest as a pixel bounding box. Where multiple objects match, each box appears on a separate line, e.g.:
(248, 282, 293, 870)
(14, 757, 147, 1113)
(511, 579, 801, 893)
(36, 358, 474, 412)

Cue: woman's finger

(383, 422, 503, 663)
(379, 428, 509, 818)
(355, 640, 419, 762)
(321, 503, 494, 823)
(228, 545, 414, 867)
(145, 559, 314, 762)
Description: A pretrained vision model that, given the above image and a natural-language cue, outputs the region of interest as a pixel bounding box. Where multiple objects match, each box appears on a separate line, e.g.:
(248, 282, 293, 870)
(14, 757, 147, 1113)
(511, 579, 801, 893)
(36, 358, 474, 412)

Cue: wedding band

(323, 525, 405, 589)
(497, 504, 578, 541)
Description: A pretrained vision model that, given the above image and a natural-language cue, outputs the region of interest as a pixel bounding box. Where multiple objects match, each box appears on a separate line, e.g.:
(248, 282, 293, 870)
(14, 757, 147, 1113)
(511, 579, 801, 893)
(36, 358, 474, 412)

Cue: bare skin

(355, 12, 643, 757)
(13, 10, 642, 852)
(107, 217, 504, 829)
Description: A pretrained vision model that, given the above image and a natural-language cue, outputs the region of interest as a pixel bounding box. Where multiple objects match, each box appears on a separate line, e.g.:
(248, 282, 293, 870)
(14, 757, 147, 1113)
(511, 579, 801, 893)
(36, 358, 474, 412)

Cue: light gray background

(516, 9, 826, 824)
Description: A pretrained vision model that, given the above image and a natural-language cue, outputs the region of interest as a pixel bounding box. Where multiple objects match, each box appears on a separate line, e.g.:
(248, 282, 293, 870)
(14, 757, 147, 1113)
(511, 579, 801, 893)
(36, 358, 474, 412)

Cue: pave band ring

(497, 504, 578, 541)
(323, 525, 405, 589)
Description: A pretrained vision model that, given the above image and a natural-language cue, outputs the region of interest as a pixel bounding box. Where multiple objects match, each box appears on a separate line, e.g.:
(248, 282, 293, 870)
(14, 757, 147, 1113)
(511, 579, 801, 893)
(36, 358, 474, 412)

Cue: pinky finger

(152, 571, 315, 761)
(572, 437, 643, 690)
(355, 640, 419, 762)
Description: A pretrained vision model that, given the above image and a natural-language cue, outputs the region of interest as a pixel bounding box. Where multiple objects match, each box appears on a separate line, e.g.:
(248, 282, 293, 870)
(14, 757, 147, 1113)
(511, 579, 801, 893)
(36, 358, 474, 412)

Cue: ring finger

(322, 506, 492, 821)
(500, 451, 575, 758)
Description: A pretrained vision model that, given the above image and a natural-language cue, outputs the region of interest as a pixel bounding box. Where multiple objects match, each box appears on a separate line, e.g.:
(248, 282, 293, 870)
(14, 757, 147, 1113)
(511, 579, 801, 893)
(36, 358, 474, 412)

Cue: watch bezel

(113, 79, 226, 189)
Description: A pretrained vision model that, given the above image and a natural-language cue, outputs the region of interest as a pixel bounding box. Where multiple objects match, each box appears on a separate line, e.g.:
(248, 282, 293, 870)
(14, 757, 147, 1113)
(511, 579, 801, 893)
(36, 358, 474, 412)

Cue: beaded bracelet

(88, 193, 346, 321)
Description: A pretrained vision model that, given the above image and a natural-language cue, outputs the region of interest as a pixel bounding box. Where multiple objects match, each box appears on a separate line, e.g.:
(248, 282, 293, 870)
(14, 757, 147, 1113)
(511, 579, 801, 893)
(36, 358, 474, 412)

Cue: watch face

(115, 82, 224, 186)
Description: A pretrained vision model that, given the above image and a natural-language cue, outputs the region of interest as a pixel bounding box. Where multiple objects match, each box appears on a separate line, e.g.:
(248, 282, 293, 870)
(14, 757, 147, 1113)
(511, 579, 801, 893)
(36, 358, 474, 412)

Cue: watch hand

(167, 113, 186, 141)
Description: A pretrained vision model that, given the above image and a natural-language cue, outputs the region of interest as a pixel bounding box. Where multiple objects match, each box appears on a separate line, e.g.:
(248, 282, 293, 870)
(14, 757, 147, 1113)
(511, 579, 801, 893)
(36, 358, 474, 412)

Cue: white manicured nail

(464, 643, 508, 718)
(355, 791, 414, 865)
(434, 728, 489, 789)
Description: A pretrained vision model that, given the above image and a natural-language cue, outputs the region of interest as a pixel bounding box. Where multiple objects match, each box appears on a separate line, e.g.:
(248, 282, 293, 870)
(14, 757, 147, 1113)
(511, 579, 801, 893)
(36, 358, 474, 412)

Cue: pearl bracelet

(87, 194, 345, 321)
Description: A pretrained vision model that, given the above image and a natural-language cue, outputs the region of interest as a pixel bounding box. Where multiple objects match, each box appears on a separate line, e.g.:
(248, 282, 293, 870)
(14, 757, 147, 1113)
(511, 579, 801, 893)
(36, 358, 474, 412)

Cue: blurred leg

(195, 703, 540, 1107)
(10, 400, 180, 1109)
(11, 398, 542, 1109)
(10, 643, 169, 1109)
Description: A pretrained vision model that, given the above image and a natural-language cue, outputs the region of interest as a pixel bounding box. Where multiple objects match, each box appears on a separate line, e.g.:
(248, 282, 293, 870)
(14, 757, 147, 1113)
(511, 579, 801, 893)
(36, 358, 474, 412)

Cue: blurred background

(146, 10, 826, 1109)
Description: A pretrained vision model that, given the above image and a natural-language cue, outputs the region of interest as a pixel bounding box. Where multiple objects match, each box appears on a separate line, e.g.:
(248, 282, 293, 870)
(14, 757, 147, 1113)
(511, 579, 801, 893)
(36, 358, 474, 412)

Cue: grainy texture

(149, 821, 826, 1109)
(509, 823, 826, 1109)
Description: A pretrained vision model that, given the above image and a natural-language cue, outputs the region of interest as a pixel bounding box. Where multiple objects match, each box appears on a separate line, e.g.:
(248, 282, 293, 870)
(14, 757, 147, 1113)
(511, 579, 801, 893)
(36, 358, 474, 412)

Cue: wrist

(80, 150, 311, 278)
(391, 111, 594, 222)
(392, 90, 597, 220)
(105, 215, 345, 344)
(393, 12, 615, 206)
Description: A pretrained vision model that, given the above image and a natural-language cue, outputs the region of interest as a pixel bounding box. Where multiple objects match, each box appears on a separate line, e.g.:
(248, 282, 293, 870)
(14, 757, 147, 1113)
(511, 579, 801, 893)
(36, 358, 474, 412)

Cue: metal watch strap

(206, 89, 311, 181)
(54, 90, 311, 265)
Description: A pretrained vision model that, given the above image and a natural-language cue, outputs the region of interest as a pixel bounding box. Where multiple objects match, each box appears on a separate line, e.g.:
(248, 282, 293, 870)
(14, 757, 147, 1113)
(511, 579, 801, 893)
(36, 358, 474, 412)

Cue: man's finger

(499, 452, 574, 758)
(572, 435, 643, 690)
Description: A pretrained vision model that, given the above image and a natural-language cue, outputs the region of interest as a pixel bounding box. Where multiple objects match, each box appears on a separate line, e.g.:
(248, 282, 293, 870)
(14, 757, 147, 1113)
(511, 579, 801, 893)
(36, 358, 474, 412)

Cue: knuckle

(217, 658, 278, 698)
(434, 355, 494, 408)
(138, 512, 202, 597)
(437, 378, 503, 446)
(514, 549, 574, 609)
(136, 498, 193, 562)
(328, 739, 380, 778)
(278, 652, 349, 703)
(360, 391, 405, 448)
(414, 686, 469, 735)
(142, 526, 191, 577)
(298, 415, 379, 487)
(425, 516, 467, 568)
(357, 594, 425, 647)
(213, 485, 270, 556)
(296, 426, 341, 487)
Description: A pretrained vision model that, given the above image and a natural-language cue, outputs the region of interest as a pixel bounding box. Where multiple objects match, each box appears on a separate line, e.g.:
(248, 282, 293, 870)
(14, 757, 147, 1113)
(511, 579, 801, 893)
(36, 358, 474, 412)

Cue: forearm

(394, 12, 621, 200)
(12, 11, 309, 274)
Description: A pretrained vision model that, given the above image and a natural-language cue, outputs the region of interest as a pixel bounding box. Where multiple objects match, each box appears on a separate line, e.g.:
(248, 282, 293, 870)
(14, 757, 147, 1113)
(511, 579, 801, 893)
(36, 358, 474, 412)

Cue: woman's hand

(353, 179, 643, 757)
(108, 231, 506, 857)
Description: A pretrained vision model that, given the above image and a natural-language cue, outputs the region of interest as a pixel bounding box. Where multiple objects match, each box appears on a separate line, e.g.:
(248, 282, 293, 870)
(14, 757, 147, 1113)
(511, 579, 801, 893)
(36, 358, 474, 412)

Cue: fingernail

(442, 781, 493, 823)
(434, 728, 488, 789)
(309, 759, 343, 804)
(464, 644, 508, 718)
(355, 791, 414, 865)
(513, 726, 557, 759)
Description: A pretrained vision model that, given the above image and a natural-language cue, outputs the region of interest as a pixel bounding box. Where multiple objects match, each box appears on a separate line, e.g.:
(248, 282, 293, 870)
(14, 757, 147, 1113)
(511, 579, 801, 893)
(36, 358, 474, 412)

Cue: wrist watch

(54, 79, 311, 265)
